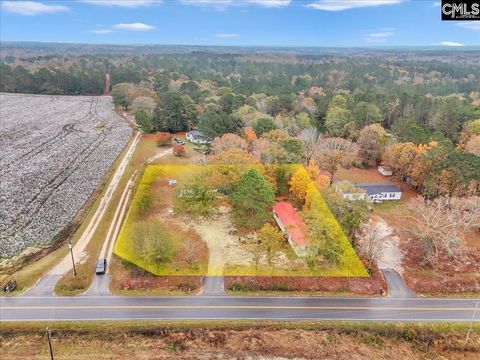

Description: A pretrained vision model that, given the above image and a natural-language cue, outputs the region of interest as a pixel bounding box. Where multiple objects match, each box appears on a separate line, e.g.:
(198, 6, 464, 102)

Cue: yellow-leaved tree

(289, 167, 312, 202)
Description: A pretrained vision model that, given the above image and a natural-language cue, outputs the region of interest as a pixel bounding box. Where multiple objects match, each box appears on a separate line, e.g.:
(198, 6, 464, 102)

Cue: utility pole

(46, 327, 54, 360)
(68, 240, 77, 277)
(465, 301, 480, 344)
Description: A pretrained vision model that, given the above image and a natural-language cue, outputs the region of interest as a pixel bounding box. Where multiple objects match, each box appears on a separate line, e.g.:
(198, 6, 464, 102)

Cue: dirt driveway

(174, 206, 251, 276)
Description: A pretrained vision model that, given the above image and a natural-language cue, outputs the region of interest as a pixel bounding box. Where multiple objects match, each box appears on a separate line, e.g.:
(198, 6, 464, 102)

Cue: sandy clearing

(373, 217, 404, 273)
(168, 206, 252, 276)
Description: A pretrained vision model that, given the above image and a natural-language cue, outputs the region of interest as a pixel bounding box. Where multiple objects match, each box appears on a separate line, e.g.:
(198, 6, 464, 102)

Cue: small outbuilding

(377, 165, 393, 177)
(272, 202, 309, 256)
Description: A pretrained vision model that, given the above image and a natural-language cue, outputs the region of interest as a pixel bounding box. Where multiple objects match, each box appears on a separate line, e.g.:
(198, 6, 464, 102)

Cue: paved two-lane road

(1, 295, 479, 322)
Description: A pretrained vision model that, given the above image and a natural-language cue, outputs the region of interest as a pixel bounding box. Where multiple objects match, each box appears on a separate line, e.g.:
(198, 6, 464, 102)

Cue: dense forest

(1, 46, 479, 199)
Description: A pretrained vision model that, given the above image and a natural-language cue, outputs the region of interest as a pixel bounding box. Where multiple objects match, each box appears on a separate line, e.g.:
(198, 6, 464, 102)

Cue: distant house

(186, 130, 210, 145)
(377, 165, 393, 177)
(335, 181, 402, 202)
(272, 202, 309, 256)
(357, 183, 402, 202)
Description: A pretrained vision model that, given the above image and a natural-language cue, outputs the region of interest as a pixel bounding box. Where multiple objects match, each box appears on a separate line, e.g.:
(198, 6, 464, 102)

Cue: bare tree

(211, 133, 247, 154)
(407, 196, 480, 266)
(314, 137, 357, 183)
(300, 127, 321, 164)
(181, 238, 202, 267)
(358, 221, 385, 270)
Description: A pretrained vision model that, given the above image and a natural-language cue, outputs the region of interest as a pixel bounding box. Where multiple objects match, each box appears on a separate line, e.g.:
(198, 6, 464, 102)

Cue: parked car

(96, 258, 107, 275)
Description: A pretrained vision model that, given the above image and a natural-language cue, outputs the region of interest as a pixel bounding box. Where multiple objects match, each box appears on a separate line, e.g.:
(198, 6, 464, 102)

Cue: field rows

(0, 93, 131, 261)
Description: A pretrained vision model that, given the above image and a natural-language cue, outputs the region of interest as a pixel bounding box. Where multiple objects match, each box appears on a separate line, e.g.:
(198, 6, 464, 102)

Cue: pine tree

(232, 169, 275, 229)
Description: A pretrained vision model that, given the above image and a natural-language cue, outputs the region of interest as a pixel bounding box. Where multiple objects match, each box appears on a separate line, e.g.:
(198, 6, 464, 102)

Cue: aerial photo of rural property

(0, 0, 479, 359)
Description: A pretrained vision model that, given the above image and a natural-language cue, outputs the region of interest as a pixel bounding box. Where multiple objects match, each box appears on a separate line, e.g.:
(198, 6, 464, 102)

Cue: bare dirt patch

(370, 216, 404, 273)
(167, 205, 252, 276)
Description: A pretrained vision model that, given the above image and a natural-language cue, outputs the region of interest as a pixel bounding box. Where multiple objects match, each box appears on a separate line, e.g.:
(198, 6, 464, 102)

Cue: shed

(378, 165, 393, 176)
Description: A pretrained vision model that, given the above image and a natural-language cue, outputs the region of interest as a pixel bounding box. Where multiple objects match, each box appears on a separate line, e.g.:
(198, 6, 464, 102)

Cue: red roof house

(272, 202, 309, 256)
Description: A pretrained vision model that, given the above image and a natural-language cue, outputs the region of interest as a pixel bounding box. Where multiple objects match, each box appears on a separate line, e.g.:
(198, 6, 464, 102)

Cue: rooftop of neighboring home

(273, 202, 308, 247)
(356, 183, 402, 196)
(186, 130, 205, 137)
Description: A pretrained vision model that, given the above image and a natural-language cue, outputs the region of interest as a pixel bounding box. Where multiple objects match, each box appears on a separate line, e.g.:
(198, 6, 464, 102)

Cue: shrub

(227, 283, 248, 292)
(257, 223, 284, 266)
(173, 144, 186, 156)
(156, 132, 172, 146)
(136, 192, 153, 215)
(175, 182, 216, 216)
(132, 220, 179, 271)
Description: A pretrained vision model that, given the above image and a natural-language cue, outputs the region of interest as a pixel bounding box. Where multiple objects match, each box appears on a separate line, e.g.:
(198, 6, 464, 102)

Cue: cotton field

(0, 94, 132, 260)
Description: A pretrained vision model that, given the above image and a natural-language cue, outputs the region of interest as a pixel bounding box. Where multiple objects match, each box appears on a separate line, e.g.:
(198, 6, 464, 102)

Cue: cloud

(111, 22, 155, 31)
(439, 41, 465, 47)
(306, 0, 404, 11)
(456, 22, 480, 31)
(80, 0, 161, 7)
(179, 0, 290, 8)
(245, 0, 291, 7)
(179, 0, 233, 7)
(1, 1, 69, 15)
(214, 33, 240, 38)
(90, 29, 114, 34)
(364, 30, 394, 43)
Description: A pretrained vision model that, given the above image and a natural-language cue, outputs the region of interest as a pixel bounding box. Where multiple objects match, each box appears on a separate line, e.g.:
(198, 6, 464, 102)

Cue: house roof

(378, 165, 392, 171)
(186, 130, 205, 137)
(273, 202, 308, 247)
(356, 183, 402, 196)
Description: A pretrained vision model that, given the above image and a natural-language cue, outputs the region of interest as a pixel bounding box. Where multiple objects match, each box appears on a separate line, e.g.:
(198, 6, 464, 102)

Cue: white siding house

(356, 183, 402, 202)
(186, 130, 210, 144)
(335, 181, 402, 202)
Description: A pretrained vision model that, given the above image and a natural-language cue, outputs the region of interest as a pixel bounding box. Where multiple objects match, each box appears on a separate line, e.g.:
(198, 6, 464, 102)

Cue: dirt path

(372, 216, 404, 273)
(146, 147, 171, 164)
(47, 132, 141, 276)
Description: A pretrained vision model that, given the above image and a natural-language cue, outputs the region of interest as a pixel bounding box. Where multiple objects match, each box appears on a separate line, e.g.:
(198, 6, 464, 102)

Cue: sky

(0, 0, 479, 47)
